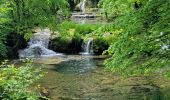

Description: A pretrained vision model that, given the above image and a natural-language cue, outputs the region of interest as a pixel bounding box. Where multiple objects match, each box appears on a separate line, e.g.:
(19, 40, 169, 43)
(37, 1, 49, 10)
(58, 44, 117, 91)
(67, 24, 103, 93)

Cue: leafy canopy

(0, 0, 69, 58)
(98, 0, 170, 77)
(0, 0, 12, 57)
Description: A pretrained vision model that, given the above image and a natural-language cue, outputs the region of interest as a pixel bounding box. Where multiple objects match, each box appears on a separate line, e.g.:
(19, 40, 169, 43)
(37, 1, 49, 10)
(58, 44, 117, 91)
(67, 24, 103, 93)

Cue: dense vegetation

(98, 0, 170, 76)
(0, 0, 69, 58)
(50, 21, 102, 53)
(0, 0, 169, 77)
(0, 59, 43, 99)
(0, 0, 69, 99)
(0, 0, 169, 99)
(0, 0, 11, 57)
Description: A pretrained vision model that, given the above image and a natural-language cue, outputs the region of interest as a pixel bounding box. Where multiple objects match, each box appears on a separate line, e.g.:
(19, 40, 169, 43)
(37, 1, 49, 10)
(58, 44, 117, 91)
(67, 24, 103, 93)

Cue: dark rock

(93, 37, 109, 55)
(6, 32, 27, 59)
(49, 37, 83, 54)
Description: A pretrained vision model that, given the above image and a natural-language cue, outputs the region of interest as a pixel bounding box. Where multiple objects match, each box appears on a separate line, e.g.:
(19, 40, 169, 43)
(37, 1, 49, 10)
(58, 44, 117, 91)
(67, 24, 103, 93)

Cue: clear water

(32, 55, 170, 100)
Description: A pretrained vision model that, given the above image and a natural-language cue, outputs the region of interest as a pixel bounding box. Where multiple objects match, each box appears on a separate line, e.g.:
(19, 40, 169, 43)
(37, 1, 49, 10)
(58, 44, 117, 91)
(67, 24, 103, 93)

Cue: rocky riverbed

(31, 55, 170, 100)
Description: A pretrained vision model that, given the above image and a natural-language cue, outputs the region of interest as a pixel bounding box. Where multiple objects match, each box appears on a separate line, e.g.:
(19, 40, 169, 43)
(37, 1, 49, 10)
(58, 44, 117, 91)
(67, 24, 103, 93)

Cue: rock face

(49, 37, 109, 55)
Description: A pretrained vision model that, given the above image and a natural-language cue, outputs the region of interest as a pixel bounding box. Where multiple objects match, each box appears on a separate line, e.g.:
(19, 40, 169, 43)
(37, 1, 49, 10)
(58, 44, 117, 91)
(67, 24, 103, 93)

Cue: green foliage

(98, 0, 148, 20)
(50, 21, 103, 54)
(56, 21, 101, 39)
(10, 0, 69, 35)
(99, 0, 131, 18)
(0, 0, 70, 58)
(97, 0, 170, 76)
(0, 0, 12, 57)
(0, 59, 43, 99)
(75, 23, 101, 35)
(90, 23, 123, 43)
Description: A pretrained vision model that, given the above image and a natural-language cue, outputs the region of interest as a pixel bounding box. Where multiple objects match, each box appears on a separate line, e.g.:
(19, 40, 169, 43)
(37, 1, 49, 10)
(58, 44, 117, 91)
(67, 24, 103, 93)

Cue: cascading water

(19, 29, 62, 58)
(71, 0, 102, 24)
(80, 0, 86, 13)
(80, 38, 93, 55)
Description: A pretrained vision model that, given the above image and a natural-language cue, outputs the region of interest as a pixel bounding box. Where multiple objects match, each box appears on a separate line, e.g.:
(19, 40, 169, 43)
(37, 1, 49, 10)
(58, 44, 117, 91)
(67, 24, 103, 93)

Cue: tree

(98, 0, 148, 20)
(10, 0, 69, 36)
(100, 0, 170, 77)
(0, 0, 69, 58)
(0, 60, 43, 99)
(0, 0, 12, 57)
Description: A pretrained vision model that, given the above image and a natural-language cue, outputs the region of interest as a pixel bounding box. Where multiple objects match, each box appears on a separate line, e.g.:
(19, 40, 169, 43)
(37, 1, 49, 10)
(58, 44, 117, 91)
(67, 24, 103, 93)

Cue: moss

(93, 37, 109, 55)
(49, 37, 83, 54)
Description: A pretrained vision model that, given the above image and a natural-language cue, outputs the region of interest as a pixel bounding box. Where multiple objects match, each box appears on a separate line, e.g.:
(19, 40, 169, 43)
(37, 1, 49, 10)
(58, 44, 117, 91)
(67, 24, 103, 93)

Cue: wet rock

(49, 37, 83, 54)
(58, 96, 79, 100)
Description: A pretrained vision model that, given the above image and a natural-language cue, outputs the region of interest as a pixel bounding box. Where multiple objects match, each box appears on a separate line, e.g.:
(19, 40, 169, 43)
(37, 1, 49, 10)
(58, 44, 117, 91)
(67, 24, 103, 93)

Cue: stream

(31, 55, 170, 100)
(17, 27, 170, 100)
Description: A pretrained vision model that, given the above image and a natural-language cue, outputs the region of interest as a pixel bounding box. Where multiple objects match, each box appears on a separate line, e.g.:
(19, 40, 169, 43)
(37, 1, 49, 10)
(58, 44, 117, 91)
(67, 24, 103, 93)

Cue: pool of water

(32, 55, 170, 100)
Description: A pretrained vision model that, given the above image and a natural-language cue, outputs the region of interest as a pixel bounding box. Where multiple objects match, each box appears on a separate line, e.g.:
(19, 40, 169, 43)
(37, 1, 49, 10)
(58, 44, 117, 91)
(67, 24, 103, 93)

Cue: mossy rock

(49, 37, 83, 54)
(93, 37, 109, 55)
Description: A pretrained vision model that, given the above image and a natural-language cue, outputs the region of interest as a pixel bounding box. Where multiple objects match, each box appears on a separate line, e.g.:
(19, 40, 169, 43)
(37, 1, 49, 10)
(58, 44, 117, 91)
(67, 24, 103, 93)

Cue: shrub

(56, 21, 101, 37)
(0, 59, 43, 99)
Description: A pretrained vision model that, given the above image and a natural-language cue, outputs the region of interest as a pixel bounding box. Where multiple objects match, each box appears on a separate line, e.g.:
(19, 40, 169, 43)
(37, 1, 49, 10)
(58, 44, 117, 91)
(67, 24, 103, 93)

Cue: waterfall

(19, 29, 62, 58)
(80, 0, 86, 13)
(81, 38, 93, 55)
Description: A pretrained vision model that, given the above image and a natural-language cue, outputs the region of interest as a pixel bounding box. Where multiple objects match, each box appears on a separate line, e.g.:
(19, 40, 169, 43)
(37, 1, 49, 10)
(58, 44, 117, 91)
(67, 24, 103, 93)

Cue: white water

(80, 0, 86, 13)
(81, 38, 93, 55)
(160, 32, 169, 51)
(19, 29, 62, 58)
